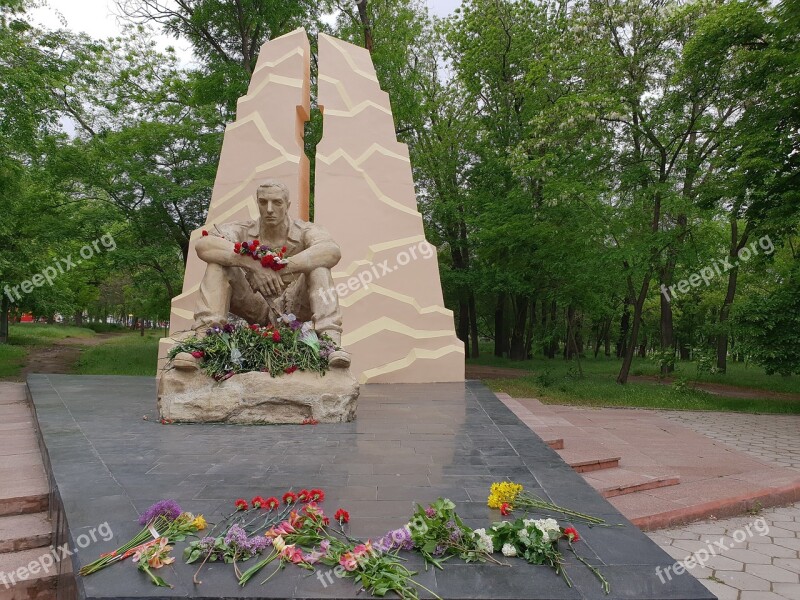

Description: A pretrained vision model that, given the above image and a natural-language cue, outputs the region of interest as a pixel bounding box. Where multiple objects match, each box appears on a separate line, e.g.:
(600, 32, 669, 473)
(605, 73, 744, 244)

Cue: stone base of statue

(157, 368, 359, 424)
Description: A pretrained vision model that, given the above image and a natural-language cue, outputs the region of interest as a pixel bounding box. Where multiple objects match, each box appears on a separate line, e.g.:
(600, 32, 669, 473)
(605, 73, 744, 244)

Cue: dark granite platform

(27, 374, 715, 600)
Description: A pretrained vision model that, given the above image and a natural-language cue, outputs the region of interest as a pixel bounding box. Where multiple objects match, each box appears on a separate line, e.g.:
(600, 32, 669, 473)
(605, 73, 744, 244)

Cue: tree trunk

(717, 218, 751, 373)
(355, 0, 374, 53)
(468, 291, 479, 359)
(494, 293, 506, 357)
(548, 300, 558, 358)
(457, 300, 470, 358)
(617, 278, 651, 384)
(509, 296, 529, 361)
(0, 295, 9, 344)
(74, 311, 84, 327)
(617, 300, 631, 358)
(540, 299, 548, 357)
(659, 287, 675, 375)
(524, 302, 535, 359)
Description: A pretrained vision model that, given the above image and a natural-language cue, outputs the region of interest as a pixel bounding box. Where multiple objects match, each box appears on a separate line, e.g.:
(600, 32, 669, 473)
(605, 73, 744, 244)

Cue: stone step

(0, 513, 52, 554)
(556, 448, 621, 473)
(0, 547, 57, 600)
(0, 478, 48, 518)
(583, 468, 681, 498)
(544, 438, 564, 450)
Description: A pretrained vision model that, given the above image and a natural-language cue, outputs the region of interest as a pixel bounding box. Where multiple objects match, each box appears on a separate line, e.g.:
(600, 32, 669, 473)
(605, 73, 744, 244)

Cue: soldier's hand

(245, 268, 284, 297)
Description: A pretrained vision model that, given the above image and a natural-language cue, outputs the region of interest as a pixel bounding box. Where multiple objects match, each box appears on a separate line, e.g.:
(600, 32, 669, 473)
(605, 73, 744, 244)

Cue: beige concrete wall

(314, 34, 464, 383)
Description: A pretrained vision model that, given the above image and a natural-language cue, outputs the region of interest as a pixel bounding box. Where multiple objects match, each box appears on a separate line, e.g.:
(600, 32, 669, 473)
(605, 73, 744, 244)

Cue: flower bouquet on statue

(233, 239, 289, 271)
(167, 313, 339, 380)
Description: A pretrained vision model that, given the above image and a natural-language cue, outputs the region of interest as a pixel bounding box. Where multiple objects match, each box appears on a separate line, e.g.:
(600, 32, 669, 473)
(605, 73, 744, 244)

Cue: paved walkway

(648, 504, 800, 600)
(648, 410, 800, 600)
(657, 411, 800, 471)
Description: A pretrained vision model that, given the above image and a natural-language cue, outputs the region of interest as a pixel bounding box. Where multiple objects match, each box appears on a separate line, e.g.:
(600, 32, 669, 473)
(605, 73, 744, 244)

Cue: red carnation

(500, 502, 511, 516)
(563, 527, 580, 542)
(201, 230, 208, 236)
(284, 365, 298, 374)
(309, 488, 325, 503)
(190, 350, 204, 358)
(234, 242, 242, 252)
(252, 240, 260, 246)
(265, 496, 280, 510)
(235, 498, 248, 511)
(250, 324, 260, 331)
(281, 245, 287, 253)
(251, 496, 266, 509)
(272, 331, 281, 342)
(334, 508, 350, 524)
(282, 491, 298, 505)
(297, 489, 310, 503)
(323, 516, 330, 526)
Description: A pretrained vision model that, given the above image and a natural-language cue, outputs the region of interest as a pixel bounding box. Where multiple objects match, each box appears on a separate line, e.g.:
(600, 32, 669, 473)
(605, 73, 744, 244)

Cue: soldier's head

(256, 181, 290, 225)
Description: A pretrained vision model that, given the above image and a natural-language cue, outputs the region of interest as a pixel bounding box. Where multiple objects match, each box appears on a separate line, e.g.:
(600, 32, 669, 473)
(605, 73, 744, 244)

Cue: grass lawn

(0, 344, 27, 377)
(0, 323, 99, 379)
(469, 347, 800, 414)
(74, 331, 160, 376)
(7, 323, 96, 346)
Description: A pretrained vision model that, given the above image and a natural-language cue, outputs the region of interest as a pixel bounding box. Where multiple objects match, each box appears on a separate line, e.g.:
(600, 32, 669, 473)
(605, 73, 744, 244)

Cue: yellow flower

(192, 515, 207, 531)
(487, 482, 523, 509)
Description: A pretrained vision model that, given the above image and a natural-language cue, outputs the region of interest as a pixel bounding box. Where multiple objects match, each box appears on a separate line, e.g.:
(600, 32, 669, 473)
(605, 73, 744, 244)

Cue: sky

(30, 0, 463, 61)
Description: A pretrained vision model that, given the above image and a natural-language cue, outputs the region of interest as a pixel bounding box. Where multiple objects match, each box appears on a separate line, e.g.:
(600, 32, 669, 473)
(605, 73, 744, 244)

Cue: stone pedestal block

(157, 369, 359, 424)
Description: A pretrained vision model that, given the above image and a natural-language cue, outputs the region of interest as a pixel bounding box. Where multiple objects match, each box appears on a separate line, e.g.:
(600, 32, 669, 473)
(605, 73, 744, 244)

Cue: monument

(157, 27, 464, 388)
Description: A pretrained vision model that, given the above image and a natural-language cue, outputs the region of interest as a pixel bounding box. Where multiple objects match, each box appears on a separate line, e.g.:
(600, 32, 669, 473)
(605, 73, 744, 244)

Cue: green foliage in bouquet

(167, 317, 338, 380)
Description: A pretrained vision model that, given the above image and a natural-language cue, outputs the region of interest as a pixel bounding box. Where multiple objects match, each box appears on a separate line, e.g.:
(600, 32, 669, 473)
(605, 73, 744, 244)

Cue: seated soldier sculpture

(172, 180, 351, 370)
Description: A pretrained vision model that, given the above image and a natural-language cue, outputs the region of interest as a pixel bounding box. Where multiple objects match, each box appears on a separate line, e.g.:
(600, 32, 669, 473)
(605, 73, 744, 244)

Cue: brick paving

(656, 411, 800, 471)
(649, 410, 800, 600)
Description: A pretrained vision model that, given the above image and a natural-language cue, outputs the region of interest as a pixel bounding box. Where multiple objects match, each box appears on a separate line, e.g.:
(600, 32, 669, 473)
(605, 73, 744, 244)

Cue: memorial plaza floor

(0, 376, 797, 599)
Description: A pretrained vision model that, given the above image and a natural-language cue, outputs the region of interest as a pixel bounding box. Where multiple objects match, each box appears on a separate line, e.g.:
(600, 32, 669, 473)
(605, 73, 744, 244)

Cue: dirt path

(15, 334, 117, 381)
(465, 363, 800, 402)
(628, 374, 800, 402)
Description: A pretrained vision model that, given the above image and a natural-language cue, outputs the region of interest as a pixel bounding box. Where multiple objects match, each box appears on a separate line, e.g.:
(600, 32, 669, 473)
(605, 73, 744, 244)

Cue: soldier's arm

(282, 225, 341, 274)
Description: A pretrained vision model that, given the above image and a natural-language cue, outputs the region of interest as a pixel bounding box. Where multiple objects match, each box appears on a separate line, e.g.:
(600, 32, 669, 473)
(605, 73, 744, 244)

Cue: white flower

(472, 528, 494, 554)
(501, 543, 517, 557)
(532, 518, 561, 542)
(518, 529, 530, 544)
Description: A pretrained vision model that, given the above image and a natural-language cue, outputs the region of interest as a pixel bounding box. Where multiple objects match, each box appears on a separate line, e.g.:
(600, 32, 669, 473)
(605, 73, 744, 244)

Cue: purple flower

(223, 323, 235, 333)
(425, 508, 436, 518)
(379, 526, 414, 551)
(290, 320, 303, 330)
(224, 524, 247, 547)
(138, 499, 182, 525)
(433, 544, 446, 556)
(245, 535, 270, 553)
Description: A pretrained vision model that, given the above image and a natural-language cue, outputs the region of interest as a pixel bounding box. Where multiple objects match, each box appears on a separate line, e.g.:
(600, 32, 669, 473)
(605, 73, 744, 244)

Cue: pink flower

(280, 545, 305, 564)
(339, 552, 358, 572)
